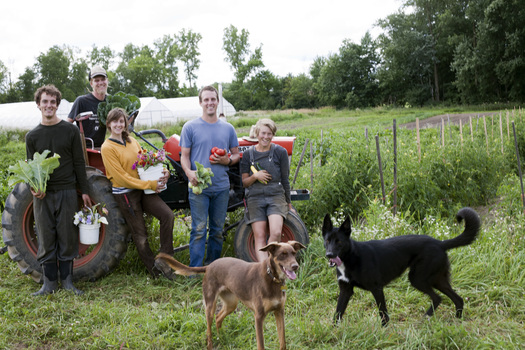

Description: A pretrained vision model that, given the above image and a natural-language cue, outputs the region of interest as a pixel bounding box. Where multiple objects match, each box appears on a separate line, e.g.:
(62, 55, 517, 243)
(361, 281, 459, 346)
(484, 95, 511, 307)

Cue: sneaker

(154, 258, 177, 281)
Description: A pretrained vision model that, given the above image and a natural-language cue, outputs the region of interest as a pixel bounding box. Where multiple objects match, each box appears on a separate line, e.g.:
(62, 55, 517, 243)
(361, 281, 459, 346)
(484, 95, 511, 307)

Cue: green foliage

(97, 91, 141, 126)
(188, 161, 213, 195)
(0, 133, 26, 210)
(293, 112, 521, 226)
(1, 202, 524, 349)
(8, 150, 61, 193)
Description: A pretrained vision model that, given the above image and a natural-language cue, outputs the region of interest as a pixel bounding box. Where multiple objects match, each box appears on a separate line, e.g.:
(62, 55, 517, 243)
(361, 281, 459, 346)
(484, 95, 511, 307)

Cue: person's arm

(228, 146, 240, 166)
(67, 98, 80, 123)
(279, 147, 293, 209)
(101, 142, 157, 191)
(181, 147, 198, 186)
(241, 151, 270, 188)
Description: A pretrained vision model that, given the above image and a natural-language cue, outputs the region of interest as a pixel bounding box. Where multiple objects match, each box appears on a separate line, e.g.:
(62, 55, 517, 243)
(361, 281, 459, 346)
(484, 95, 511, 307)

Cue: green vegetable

(188, 161, 214, 195)
(8, 150, 61, 193)
(97, 91, 141, 126)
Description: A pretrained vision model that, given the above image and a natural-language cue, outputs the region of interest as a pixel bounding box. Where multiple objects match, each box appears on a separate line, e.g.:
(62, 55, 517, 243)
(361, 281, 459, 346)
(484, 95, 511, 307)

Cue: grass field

(1, 105, 524, 349)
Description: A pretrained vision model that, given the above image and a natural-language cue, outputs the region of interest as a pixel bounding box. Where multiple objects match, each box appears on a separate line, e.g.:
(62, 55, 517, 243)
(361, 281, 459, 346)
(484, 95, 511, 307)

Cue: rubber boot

(59, 260, 84, 295)
(32, 262, 59, 296)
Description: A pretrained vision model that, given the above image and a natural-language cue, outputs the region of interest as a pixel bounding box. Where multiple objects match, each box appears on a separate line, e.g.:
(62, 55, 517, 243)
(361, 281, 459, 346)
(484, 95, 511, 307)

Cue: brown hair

(198, 85, 219, 103)
(34, 85, 62, 106)
(255, 118, 277, 136)
(106, 108, 131, 142)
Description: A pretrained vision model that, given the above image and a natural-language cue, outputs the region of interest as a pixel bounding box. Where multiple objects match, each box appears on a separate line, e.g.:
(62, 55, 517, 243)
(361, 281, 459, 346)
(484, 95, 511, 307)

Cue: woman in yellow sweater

(101, 108, 176, 280)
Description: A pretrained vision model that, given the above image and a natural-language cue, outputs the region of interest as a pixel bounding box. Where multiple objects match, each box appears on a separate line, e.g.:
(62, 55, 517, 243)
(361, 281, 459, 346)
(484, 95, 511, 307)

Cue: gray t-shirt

(240, 144, 291, 203)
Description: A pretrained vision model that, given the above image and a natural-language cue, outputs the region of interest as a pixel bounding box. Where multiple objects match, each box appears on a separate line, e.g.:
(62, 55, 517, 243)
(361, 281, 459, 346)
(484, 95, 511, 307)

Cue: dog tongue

(284, 268, 297, 280)
(330, 256, 342, 267)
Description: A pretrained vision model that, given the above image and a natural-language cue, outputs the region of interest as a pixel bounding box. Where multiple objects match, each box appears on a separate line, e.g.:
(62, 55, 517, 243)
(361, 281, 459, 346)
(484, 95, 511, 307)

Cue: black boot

(59, 261, 84, 295)
(32, 262, 59, 296)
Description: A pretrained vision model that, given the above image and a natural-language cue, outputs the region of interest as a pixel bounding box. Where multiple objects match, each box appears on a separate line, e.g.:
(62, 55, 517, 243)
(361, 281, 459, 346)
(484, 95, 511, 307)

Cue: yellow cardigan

(101, 137, 158, 191)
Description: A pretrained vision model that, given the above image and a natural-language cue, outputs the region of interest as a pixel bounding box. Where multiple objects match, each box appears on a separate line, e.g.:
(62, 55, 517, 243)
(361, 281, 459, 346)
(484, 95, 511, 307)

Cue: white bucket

(138, 164, 166, 194)
(79, 223, 101, 245)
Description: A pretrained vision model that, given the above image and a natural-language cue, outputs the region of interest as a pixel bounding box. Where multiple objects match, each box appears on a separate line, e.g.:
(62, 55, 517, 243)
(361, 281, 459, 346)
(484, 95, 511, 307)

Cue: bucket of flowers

(73, 203, 109, 245)
(132, 148, 169, 194)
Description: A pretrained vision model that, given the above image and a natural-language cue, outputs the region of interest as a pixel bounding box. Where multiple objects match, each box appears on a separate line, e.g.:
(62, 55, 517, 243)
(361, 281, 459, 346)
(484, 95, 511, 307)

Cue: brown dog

(156, 241, 306, 350)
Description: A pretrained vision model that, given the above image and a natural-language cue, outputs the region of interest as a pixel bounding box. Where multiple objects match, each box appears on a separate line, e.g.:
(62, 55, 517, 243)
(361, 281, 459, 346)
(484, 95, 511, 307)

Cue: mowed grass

(1, 203, 524, 349)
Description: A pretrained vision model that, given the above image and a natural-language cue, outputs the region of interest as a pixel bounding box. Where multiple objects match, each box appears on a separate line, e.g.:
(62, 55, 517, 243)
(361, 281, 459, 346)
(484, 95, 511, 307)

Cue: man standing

(27, 85, 92, 296)
(180, 86, 240, 267)
(67, 65, 108, 148)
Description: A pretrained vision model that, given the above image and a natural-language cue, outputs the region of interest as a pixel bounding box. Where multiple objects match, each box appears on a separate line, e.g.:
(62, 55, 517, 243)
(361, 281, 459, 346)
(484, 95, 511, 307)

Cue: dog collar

(266, 264, 284, 285)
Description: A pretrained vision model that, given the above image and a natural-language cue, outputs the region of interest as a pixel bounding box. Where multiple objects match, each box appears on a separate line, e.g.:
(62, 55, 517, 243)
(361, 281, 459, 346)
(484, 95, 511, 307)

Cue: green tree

(315, 33, 380, 108)
(35, 45, 73, 100)
(175, 29, 202, 93)
(114, 44, 158, 97)
(0, 60, 8, 103)
(153, 35, 181, 98)
(222, 25, 264, 84)
(89, 45, 115, 71)
(452, 0, 525, 102)
(15, 67, 37, 102)
(283, 73, 316, 109)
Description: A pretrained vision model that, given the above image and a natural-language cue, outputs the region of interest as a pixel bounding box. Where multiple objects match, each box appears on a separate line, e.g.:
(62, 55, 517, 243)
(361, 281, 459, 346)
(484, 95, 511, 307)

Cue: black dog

(322, 207, 481, 326)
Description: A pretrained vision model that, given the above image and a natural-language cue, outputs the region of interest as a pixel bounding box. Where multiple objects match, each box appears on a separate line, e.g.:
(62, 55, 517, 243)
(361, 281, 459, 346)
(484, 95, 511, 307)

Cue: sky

(0, 0, 402, 88)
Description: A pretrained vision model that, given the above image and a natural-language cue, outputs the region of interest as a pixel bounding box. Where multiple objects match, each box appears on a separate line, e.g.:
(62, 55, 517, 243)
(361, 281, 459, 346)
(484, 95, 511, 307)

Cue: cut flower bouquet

(132, 148, 169, 171)
(73, 203, 109, 226)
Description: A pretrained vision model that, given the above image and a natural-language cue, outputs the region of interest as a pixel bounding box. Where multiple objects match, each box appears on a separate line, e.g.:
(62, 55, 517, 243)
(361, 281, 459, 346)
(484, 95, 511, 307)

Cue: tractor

(1, 112, 310, 282)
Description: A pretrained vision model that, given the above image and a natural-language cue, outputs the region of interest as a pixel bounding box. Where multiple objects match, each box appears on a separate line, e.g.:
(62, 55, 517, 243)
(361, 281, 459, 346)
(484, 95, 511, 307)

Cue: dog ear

(322, 214, 332, 236)
(286, 240, 306, 252)
(260, 241, 280, 255)
(340, 216, 352, 236)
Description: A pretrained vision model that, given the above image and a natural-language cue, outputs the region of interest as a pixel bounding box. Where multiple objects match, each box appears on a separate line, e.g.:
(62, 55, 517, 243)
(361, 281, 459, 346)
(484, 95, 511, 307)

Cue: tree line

(1, 0, 524, 110)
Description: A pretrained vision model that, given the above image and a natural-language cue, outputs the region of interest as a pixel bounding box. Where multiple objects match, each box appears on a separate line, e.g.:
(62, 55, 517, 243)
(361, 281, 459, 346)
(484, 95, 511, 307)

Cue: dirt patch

(399, 112, 498, 130)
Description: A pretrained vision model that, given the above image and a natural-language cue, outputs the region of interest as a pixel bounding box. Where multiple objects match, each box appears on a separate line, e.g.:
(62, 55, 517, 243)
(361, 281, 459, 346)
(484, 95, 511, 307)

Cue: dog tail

(441, 207, 481, 250)
(155, 252, 207, 276)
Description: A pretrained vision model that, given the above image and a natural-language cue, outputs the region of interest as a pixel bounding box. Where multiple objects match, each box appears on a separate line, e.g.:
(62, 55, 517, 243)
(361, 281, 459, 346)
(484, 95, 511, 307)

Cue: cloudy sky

(1, 0, 402, 88)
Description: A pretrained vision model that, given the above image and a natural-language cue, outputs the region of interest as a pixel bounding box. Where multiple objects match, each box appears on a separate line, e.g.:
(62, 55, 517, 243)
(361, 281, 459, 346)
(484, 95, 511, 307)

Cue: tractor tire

(1, 167, 129, 283)
(233, 211, 309, 262)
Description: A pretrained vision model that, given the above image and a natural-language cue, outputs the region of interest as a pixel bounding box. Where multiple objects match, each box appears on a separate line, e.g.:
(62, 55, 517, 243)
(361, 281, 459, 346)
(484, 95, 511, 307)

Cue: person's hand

(210, 149, 229, 165)
(254, 169, 272, 183)
(155, 169, 170, 193)
(82, 194, 93, 208)
(187, 170, 199, 186)
(30, 188, 46, 199)
(159, 169, 170, 183)
(289, 204, 296, 214)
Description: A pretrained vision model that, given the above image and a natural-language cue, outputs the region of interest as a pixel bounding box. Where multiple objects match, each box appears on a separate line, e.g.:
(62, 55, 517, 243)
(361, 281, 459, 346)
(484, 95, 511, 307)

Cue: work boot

(32, 262, 59, 296)
(154, 257, 177, 281)
(59, 260, 84, 295)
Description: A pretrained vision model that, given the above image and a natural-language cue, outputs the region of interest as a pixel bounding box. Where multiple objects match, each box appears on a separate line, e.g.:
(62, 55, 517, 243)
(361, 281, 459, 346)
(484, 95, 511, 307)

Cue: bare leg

(252, 221, 270, 262)
(267, 214, 284, 244)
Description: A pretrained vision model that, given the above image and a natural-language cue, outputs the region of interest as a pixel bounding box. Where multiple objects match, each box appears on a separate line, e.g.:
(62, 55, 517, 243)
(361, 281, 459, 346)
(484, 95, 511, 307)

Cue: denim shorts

(245, 195, 289, 224)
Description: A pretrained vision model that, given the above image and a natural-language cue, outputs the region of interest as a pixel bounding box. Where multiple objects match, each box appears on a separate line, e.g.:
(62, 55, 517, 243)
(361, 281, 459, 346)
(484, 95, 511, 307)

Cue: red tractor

(1, 115, 309, 282)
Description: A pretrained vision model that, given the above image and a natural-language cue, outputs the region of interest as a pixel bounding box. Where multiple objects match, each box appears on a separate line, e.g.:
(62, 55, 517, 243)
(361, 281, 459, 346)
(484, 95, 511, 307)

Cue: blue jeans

(188, 189, 229, 267)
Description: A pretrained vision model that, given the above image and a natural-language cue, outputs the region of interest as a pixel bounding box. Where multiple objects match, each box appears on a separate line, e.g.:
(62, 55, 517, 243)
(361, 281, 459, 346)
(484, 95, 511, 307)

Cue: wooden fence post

(375, 135, 386, 205)
(393, 119, 397, 216)
(483, 115, 489, 156)
(416, 118, 421, 162)
(499, 113, 504, 155)
(470, 116, 474, 142)
(460, 119, 463, 149)
(512, 122, 525, 214)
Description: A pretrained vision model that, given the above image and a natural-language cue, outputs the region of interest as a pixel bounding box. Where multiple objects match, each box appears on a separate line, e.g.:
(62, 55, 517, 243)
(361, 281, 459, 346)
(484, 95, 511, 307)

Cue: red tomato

(211, 147, 219, 154)
(209, 154, 215, 162)
(215, 148, 226, 156)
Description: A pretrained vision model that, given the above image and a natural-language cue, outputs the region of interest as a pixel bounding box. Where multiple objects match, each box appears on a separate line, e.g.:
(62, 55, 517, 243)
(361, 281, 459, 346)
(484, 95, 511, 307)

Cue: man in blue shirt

(180, 86, 240, 267)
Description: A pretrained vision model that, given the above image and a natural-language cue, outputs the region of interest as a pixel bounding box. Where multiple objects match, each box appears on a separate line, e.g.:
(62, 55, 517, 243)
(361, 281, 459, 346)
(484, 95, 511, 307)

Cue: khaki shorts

(245, 195, 289, 224)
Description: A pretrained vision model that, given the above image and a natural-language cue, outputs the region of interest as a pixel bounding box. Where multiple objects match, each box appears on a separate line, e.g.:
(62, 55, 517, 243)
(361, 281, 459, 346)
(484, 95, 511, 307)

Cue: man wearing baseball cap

(67, 65, 108, 148)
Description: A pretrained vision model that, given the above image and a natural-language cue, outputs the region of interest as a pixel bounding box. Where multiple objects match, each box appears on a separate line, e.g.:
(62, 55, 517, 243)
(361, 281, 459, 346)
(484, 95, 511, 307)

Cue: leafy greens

(8, 150, 61, 193)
